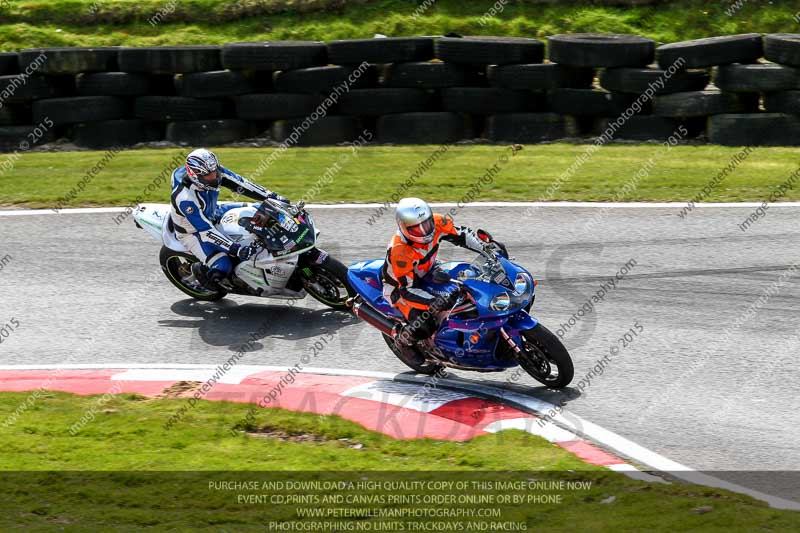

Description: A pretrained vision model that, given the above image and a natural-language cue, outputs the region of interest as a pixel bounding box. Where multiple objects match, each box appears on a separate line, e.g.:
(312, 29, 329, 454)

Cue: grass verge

(0, 391, 798, 530)
(0, 0, 798, 50)
(1, 144, 799, 209)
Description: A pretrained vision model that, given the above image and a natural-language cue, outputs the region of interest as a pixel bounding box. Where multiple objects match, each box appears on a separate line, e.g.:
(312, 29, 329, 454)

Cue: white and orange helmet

(396, 197, 435, 245)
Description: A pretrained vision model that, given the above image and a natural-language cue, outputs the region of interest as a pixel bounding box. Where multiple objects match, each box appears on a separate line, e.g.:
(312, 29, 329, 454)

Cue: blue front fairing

(430, 257, 534, 319)
(348, 256, 539, 370)
(434, 310, 538, 369)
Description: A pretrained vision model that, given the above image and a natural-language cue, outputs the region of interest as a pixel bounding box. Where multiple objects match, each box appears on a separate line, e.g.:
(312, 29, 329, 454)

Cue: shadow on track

(392, 370, 583, 408)
(159, 299, 358, 350)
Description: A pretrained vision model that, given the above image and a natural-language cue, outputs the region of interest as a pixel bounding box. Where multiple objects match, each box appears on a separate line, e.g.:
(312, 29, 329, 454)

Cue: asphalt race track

(1, 204, 798, 502)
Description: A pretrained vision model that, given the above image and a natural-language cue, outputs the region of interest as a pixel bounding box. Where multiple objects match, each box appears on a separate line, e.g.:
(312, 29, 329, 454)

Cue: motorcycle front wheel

(158, 246, 228, 302)
(516, 324, 574, 388)
(299, 251, 354, 311)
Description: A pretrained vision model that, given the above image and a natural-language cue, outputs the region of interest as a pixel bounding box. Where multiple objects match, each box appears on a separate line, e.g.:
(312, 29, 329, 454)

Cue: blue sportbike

(347, 245, 574, 388)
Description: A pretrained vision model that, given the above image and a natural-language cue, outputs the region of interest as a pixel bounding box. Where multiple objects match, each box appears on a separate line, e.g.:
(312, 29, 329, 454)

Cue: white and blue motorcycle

(133, 198, 354, 310)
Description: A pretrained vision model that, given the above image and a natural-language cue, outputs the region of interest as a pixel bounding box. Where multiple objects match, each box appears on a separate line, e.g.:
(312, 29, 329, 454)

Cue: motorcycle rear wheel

(516, 324, 574, 388)
(382, 334, 445, 375)
(159, 246, 228, 302)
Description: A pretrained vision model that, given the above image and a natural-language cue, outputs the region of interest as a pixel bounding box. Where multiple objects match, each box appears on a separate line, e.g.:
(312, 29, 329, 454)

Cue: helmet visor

(198, 169, 218, 185)
(406, 217, 435, 238)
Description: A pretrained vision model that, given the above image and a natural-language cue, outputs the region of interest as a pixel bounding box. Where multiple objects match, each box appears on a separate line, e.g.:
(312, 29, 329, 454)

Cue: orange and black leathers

(381, 214, 487, 326)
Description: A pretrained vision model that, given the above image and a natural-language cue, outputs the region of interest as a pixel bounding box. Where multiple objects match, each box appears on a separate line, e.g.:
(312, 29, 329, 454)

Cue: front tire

(516, 324, 574, 388)
(158, 246, 228, 302)
(299, 252, 355, 311)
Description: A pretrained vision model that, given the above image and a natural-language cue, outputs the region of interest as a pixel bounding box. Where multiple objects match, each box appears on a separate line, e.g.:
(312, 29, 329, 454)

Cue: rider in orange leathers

(381, 197, 507, 349)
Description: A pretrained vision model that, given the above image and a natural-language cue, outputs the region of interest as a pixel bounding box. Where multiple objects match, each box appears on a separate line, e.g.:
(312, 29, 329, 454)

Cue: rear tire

(382, 334, 444, 375)
(516, 324, 574, 388)
(158, 246, 227, 302)
(299, 252, 354, 311)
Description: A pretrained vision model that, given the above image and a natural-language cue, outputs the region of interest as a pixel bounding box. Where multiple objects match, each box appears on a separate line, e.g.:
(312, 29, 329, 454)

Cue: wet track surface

(1, 205, 799, 502)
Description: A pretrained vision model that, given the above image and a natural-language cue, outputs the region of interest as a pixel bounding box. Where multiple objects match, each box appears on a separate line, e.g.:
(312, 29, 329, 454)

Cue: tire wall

(2, 33, 797, 150)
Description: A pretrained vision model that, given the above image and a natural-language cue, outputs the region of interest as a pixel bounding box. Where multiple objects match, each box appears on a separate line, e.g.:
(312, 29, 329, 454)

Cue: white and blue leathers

(169, 165, 280, 275)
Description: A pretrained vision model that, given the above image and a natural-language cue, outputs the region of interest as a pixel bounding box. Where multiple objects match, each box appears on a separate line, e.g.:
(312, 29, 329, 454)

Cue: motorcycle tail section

(132, 203, 187, 252)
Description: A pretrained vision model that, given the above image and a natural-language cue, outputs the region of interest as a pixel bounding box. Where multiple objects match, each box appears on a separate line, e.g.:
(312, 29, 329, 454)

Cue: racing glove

(476, 229, 509, 259)
(267, 191, 290, 204)
(229, 242, 257, 261)
(459, 227, 487, 253)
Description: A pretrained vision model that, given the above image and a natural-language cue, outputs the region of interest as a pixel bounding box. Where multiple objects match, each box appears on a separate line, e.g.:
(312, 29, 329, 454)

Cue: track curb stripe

(0, 366, 635, 467)
(0, 364, 797, 510)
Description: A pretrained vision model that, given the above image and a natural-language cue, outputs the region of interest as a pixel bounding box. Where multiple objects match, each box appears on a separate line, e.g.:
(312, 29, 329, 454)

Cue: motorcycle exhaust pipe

(352, 299, 398, 338)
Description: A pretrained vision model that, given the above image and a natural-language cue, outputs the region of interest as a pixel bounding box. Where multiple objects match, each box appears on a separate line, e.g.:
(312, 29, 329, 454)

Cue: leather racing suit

(381, 213, 500, 341)
(169, 165, 285, 277)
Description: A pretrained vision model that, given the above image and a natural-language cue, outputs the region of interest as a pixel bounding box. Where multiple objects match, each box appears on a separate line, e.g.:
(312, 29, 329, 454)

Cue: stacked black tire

(4, 34, 800, 150)
(649, 33, 797, 146)
(703, 34, 800, 145)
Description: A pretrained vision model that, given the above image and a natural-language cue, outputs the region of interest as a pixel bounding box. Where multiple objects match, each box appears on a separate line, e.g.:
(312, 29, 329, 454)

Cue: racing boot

(190, 262, 209, 287)
(392, 322, 430, 366)
(191, 262, 225, 292)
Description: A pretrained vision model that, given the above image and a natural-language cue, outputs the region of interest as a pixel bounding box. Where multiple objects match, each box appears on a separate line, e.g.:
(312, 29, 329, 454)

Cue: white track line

(1, 363, 797, 510)
(3, 201, 800, 216)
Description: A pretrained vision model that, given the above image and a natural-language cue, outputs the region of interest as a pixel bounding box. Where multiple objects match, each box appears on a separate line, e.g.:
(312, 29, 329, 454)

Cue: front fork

(290, 248, 327, 290)
(499, 311, 539, 357)
(299, 247, 328, 267)
(499, 327, 523, 356)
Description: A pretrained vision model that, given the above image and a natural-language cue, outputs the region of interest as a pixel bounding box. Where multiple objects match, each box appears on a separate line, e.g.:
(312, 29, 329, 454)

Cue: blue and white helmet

(185, 148, 220, 191)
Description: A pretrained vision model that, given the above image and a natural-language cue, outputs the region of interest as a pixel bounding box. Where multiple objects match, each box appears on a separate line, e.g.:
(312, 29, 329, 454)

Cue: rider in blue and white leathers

(169, 148, 289, 289)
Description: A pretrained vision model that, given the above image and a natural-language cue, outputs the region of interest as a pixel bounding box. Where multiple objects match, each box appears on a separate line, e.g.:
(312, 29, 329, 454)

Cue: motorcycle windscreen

(250, 203, 315, 256)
